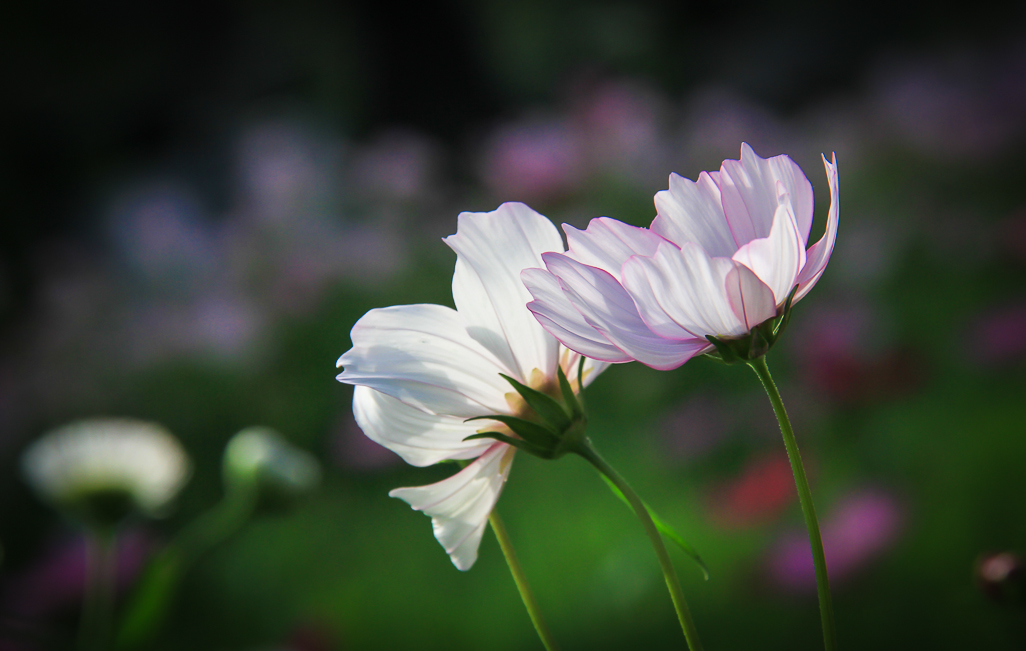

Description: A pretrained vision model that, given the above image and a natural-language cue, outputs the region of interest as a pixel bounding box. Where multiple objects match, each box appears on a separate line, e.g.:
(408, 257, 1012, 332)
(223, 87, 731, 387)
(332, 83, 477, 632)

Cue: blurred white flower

(22, 419, 191, 521)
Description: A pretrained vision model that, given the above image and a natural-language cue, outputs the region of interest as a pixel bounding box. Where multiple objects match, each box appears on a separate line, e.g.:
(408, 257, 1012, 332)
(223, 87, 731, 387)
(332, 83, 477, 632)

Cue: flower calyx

(463, 360, 588, 460)
(705, 285, 799, 364)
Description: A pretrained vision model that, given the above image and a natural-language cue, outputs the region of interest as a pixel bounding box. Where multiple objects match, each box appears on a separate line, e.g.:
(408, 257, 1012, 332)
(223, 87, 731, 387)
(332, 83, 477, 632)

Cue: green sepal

(463, 431, 555, 459)
(749, 323, 771, 359)
(499, 374, 571, 432)
(465, 414, 560, 447)
(705, 335, 740, 364)
(600, 475, 710, 580)
(774, 285, 799, 337)
(556, 365, 583, 420)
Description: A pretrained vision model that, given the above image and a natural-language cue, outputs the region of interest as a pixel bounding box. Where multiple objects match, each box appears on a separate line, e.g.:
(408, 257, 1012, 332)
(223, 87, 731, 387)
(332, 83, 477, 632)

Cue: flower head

(22, 419, 192, 526)
(523, 143, 839, 369)
(223, 426, 321, 508)
(336, 203, 607, 570)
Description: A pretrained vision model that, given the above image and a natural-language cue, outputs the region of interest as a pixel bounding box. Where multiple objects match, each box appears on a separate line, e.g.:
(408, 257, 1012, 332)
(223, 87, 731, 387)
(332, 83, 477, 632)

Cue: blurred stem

(748, 356, 837, 651)
(172, 481, 257, 564)
(116, 483, 257, 649)
(488, 510, 560, 651)
(575, 441, 704, 651)
(80, 528, 117, 651)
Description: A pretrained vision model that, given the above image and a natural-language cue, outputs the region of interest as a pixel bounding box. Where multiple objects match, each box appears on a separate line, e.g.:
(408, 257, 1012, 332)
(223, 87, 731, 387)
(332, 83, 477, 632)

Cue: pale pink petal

(652, 171, 738, 258)
(352, 386, 494, 468)
(724, 264, 777, 330)
(563, 217, 666, 276)
(336, 304, 511, 418)
(794, 154, 840, 302)
(445, 202, 564, 383)
(731, 184, 807, 304)
(719, 143, 815, 247)
(522, 267, 633, 363)
(542, 252, 708, 370)
(621, 241, 751, 339)
(390, 443, 515, 571)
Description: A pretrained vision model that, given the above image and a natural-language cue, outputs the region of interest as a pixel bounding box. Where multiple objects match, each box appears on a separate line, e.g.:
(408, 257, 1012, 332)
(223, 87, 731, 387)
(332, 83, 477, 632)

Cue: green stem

(80, 529, 117, 651)
(748, 356, 837, 651)
(575, 441, 704, 651)
(116, 484, 257, 649)
(488, 510, 561, 651)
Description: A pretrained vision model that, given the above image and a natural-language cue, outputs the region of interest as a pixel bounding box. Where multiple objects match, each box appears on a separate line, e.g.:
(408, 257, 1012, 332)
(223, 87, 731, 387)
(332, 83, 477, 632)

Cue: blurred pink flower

(480, 118, 585, 201)
(869, 54, 1026, 160)
(966, 301, 1026, 366)
(767, 489, 903, 591)
(107, 182, 219, 290)
(351, 129, 442, 202)
(573, 80, 667, 184)
(524, 143, 839, 370)
(708, 453, 796, 529)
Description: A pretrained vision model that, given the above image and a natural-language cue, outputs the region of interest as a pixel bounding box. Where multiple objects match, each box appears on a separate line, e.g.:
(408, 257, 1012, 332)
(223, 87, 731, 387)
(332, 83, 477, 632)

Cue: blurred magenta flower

(523, 143, 839, 369)
(767, 489, 902, 591)
(2, 530, 155, 619)
(336, 203, 607, 570)
(966, 301, 1026, 366)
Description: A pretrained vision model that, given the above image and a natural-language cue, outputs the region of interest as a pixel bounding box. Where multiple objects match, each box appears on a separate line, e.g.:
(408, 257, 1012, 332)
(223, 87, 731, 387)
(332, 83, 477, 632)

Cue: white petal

(621, 241, 752, 338)
(542, 252, 708, 370)
(445, 203, 564, 383)
(563, 217, 666, 276)
(724, 264, 777, 330)
(390, 443, 515, 571)
(522, 267, 633, 363)
(352, 386, 494, 467)
(731, 184, 807, 304)
(718, 143, 815, 247)
(337, 304, 511, 418)
(652, 171, 738, 258)
(794, 154, 840, 302)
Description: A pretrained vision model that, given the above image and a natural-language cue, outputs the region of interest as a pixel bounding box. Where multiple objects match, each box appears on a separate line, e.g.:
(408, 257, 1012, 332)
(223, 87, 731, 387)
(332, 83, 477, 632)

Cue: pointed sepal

(465, 414, 560, 448)
(499, 374, 571, 433)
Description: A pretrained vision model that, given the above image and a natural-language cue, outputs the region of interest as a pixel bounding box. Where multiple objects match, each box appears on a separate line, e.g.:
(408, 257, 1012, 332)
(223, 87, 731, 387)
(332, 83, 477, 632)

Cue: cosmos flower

(336, 203, 607, 570)
(523, 143, 839, 369)
(21, 419, 191, 523)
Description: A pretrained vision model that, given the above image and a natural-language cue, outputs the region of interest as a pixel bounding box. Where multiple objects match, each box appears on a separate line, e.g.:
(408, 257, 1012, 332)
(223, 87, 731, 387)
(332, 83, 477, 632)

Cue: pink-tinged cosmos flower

(336, 203, 607, 570)
(522, 143, 839, 370)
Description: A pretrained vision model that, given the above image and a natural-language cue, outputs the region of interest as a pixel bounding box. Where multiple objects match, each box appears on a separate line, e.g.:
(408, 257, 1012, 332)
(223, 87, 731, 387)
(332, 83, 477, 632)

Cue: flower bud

(223, 427, 321, 510)
(21, 419, 191, 529)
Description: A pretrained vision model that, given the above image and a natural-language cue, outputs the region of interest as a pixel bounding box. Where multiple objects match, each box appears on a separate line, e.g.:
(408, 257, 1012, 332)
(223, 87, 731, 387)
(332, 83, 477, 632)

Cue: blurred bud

(977, 552, 1026, 603)
(223, 427, 321, 510)
(21, 419, 191, 529)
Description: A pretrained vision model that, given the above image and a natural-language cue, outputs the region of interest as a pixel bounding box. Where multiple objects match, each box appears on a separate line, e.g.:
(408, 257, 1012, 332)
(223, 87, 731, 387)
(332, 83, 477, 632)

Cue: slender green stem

(488, 510, 560, 651)
(748, 356, 838, 651)
(575, 441, 704, 651)
(116, 484, 257, 649)
(80, 529, 117, 651)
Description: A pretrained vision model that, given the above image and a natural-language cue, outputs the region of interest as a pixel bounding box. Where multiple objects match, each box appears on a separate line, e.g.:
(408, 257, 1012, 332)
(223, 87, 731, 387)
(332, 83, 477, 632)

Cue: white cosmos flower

(22, 418, 191, 518)
(336, 203, 608, 570)
(523, 143, 839, 370)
